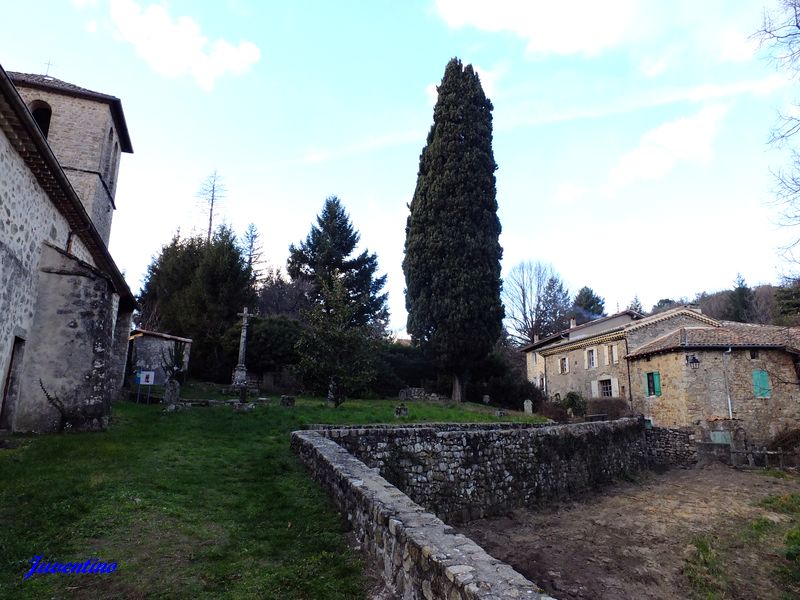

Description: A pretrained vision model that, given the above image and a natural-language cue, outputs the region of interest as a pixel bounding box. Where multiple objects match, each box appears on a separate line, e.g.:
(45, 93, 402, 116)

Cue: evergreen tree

(295, 275, 377, 404)
(726, 274, 756, 323)
(138, 225, 255, 381)
(538, 275, 572, 337)
(288, 196, 388, 330)
(403, 58, 503, 402)
(628, 295, 644, 314)
(241, 223, 263, 284)
(650, 298, 680, 314)
(572, 286, 605, 323)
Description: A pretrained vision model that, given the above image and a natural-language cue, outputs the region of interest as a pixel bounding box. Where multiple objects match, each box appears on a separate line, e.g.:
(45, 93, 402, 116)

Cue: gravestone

(395, 404, 408, 417)
(482, 394, 491, 404)
(523, 399, 533, 415)
(164, 380, 180, 405)
(280, 395, 295, 407)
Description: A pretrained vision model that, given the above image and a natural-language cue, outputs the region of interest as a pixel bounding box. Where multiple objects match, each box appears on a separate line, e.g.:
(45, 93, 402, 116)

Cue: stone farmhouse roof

(520, 309, 644, 353)
(629, 321, 800, 358)
(520, 306, 794, 357)
(0, 64, 136, 311)
(8, 71, 133, 153)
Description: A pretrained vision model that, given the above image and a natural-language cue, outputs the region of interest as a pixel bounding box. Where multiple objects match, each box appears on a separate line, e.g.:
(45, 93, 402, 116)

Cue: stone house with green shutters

(523, 307, 800, 445)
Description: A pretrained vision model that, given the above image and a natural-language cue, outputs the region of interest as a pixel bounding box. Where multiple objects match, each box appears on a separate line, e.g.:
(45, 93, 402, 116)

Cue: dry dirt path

(459, 464, 800, 599)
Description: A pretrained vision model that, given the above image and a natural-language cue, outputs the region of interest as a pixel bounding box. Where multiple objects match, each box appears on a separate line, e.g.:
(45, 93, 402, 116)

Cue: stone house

(0, 65, 136, 432)
(523, 307, 800, 445)
(128, 330, 193, 386)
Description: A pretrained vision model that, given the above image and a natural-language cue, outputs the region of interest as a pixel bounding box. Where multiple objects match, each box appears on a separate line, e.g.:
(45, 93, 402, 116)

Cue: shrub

(561, 391, 587, 417)
(585, 398, 631, 419)
(538, 401, 569, 422)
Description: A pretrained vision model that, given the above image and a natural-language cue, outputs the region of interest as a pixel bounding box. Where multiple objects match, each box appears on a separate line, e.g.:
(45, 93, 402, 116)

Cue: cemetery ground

(0, 389, 541, 599)
(461, 464, 800, 600)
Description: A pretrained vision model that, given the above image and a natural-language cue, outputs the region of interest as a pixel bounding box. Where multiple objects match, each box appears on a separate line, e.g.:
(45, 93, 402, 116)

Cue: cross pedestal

(232, 307, 250, 401)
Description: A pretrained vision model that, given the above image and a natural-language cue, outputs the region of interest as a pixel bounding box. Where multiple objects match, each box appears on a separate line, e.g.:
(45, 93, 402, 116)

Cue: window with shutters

(646, 371, 661, 397)
(599, 379, 613, 397)
(587, 348, 596, 369)
(752, 370, 771, 398)
(608, 344, 618, 364)
(559, 356, 568, 374)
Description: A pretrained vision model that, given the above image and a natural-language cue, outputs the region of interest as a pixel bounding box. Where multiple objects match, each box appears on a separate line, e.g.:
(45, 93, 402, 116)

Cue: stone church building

(0, 64, 136, 432)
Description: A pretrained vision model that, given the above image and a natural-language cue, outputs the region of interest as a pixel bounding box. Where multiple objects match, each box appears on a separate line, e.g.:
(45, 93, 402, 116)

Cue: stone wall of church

(12, 244, 116, 432)
(13, 86, 120, 245)
(0, 128, 94, 426)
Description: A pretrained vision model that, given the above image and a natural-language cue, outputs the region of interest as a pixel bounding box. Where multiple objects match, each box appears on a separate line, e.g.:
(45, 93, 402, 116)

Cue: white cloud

(85, 20, 98, 33)
(434, 0, 638, 56)
(108, 0, 261, 90)
(718, 29, 758, 63)
(607, 104, 728, 191)
(71, 0, 98, 7)
(425, 82, 438, 106)
(552, 183, 588, 206)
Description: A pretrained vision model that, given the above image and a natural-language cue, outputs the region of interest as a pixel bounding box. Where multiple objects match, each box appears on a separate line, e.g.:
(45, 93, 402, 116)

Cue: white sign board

(138, 371, 155, 385)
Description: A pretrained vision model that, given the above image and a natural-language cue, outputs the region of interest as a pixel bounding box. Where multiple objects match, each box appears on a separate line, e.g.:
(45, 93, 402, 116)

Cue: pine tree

(726, 274, 756, 323)
(628, 295, 644, 314)
(539, 276, 572, 337)
(138, 225, 255, 381)
(572, 286, 605, 323)
(403, 58, 503, 402)
(295, 275, 377, 404)
(288, 196, 388, 330)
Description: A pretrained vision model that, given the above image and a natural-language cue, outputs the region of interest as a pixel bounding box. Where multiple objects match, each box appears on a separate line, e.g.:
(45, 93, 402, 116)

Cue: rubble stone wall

(314, 419, 653, 523)
(291, 431, 555, 600)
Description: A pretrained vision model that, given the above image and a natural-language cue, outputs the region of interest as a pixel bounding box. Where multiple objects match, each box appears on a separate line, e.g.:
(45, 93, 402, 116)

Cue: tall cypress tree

(403, 58, 503, 402)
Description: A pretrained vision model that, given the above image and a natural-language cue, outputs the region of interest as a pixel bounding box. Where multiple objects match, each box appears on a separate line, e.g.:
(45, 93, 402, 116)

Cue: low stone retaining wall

(293, 419, 696, 598)
(291, 431, 555, 599)
(645, 426, 697, 467)
(315, 418, 650, 523)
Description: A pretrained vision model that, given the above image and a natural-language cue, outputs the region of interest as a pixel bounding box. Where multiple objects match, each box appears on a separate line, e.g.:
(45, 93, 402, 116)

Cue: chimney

(570, 317, 577, 329)
(533, 334, 539, 343)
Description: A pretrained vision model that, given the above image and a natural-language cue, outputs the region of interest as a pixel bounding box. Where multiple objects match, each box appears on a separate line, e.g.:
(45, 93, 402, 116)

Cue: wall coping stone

(292, 430, 556, 599)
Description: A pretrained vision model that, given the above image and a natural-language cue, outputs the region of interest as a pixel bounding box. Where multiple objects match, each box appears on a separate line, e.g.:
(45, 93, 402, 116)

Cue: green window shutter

(654, 372, 661, 396)
(753, 370, 771, 398)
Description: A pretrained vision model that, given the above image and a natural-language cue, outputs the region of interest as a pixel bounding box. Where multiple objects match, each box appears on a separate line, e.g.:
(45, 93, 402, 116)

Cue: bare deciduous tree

(197, 170, 226, 244)
(503, 261, 571, 345)
(503, 260, 551, 346)
(758, 2, 800, 251)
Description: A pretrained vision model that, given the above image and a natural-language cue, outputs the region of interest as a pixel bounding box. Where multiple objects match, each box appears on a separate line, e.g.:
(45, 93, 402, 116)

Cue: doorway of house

(0, 337, 25, 430)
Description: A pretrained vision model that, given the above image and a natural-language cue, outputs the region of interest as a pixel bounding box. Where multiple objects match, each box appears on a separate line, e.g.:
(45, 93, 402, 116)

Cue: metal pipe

(723, 347, 733, 419)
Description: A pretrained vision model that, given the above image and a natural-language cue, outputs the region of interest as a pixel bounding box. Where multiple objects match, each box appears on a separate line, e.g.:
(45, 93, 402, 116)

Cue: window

(752, 370, 771, 398)
(599, 379, 613, 397)
(646, 371, 661, 397)
(29, 100, 52, 138)
(587, 348, 596, 369)
(749, 349, 760, 360)
(608, 344, 619, 364)
(559, 356, 569, 374)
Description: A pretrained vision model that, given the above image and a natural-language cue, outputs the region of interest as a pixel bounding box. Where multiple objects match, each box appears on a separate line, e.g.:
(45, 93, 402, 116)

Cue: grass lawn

(0, 395, 543, 599)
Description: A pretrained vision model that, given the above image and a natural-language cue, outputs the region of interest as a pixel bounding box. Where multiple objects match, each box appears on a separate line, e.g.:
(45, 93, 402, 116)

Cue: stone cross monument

(232, 307, 250, 399)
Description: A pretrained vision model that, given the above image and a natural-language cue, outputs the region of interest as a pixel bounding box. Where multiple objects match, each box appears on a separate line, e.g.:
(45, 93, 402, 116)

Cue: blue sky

(1, 1, 798, 333)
